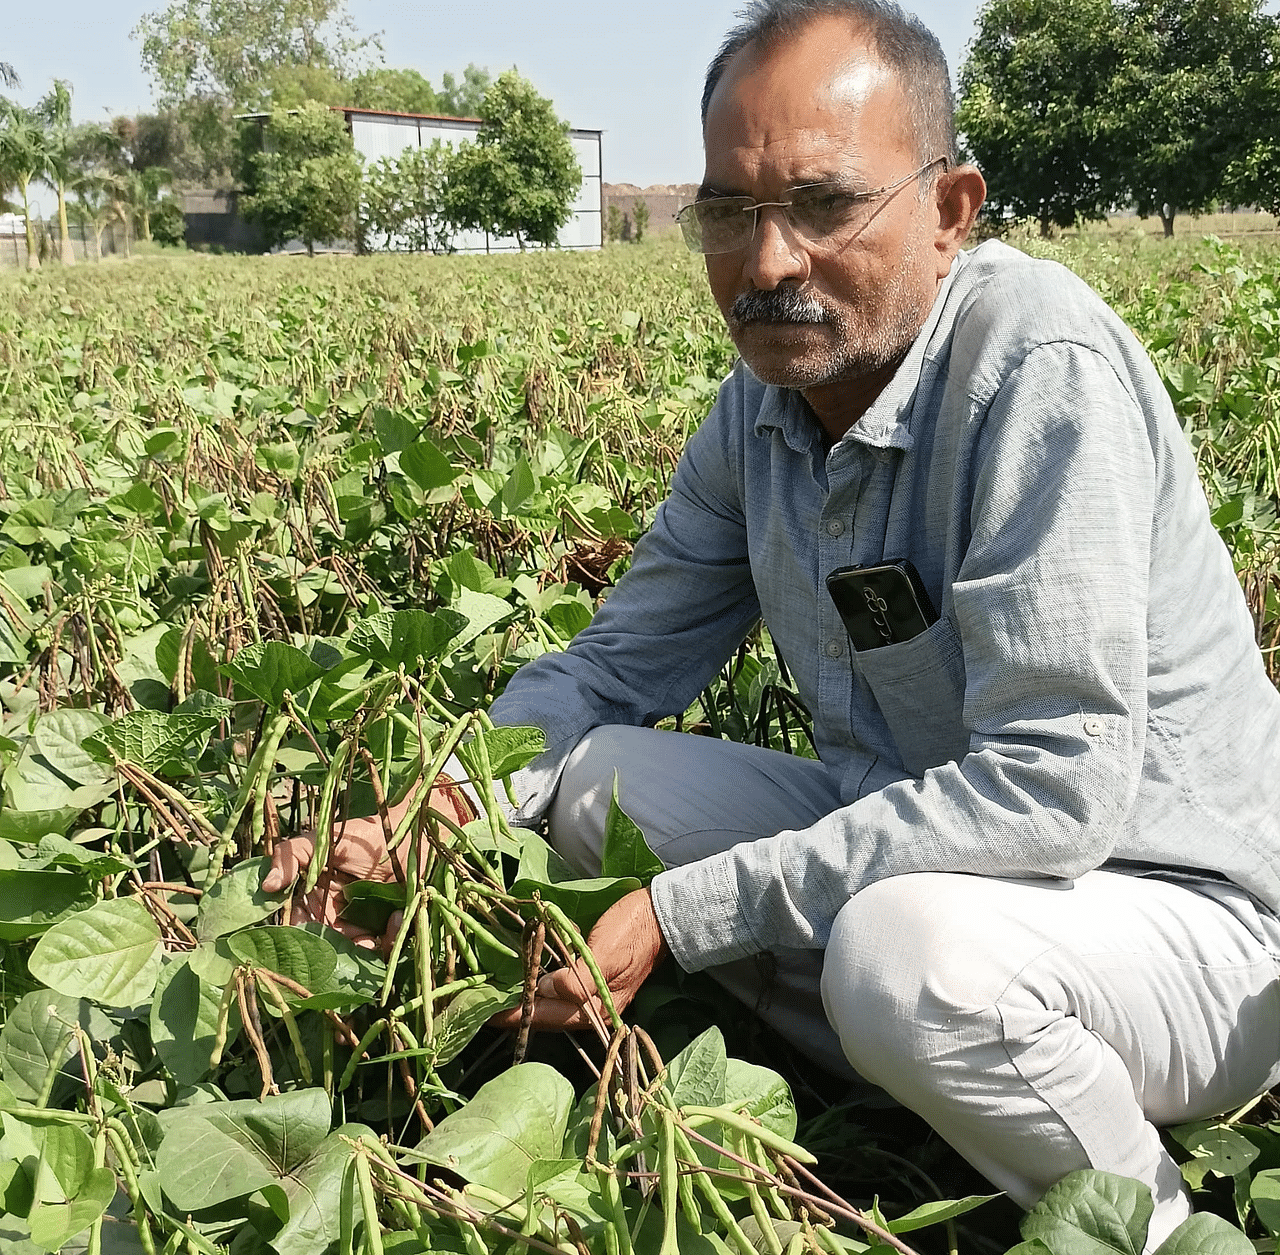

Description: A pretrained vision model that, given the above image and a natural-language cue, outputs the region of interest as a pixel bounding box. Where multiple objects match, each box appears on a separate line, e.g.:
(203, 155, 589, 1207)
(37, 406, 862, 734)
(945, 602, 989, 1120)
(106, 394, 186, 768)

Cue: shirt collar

(751, 251, 969, 455)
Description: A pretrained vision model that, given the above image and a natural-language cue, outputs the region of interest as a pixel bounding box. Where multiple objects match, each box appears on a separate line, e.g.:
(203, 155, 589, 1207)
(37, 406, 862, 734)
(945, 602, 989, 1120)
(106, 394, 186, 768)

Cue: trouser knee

(820, 874, 1010, 1086)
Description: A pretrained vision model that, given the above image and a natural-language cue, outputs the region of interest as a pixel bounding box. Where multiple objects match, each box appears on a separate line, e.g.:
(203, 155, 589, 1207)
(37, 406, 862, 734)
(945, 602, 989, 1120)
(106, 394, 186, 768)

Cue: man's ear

(932, 164, 987, 269)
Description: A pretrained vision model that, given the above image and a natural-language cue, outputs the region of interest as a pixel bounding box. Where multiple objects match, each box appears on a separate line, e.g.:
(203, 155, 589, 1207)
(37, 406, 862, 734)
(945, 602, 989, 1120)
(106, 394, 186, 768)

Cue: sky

(3, 0, 983, 191)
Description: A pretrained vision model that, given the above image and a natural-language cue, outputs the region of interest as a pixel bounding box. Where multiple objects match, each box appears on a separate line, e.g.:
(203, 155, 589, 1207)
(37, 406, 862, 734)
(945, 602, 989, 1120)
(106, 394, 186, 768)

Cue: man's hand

(492, 888, 668, 1033)
(263, 777, 475, 950)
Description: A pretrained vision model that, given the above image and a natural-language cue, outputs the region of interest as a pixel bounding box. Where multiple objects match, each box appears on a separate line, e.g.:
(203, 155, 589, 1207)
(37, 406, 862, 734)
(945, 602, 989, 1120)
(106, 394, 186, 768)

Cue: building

(204, 107, 605, 254)
(341, 108, 603, 253)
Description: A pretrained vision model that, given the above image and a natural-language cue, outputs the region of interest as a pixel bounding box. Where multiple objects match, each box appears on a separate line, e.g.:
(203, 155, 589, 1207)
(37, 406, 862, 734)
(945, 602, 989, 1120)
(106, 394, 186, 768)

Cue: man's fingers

(263, 836, 315, 893)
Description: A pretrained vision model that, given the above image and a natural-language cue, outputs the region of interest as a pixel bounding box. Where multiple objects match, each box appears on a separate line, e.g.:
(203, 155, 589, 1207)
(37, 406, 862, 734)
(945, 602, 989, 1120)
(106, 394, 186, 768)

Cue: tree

(958, 0, 1280, 237)
(347, 67, 440, 115)
(1110, 0, 1279, 235)
(35, 79, 79, 264)
(0, 100, 49, 268)
(631, 198, 649, 243)
(442, 71, 580, 250)
(957, 0, 1129, 235)
(361, 142, 452, 252)
(133, 0, 375, 178)
(240, 100, 361, 253)
(436, 66, 491, 117)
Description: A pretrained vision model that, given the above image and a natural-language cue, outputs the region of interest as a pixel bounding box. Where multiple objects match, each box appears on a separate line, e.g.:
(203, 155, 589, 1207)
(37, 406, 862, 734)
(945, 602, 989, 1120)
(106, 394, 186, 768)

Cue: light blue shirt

(491, 240, 1280, 974)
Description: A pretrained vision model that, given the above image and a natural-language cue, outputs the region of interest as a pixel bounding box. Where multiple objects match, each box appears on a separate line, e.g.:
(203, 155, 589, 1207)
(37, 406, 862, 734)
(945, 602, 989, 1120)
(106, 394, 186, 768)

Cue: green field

(0, 233, 1276, 1255)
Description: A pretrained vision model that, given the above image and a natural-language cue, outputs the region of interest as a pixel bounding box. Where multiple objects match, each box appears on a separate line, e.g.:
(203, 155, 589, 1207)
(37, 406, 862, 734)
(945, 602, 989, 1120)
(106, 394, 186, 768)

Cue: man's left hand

(491, 887, 668, 1033)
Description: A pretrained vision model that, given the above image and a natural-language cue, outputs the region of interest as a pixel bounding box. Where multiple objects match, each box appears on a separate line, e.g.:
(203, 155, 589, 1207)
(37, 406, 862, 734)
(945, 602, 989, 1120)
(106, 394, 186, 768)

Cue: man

(270, 1, 1280, 1247)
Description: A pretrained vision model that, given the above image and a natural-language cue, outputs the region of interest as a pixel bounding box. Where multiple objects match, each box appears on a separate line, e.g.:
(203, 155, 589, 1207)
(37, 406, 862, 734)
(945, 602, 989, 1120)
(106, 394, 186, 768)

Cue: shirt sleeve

(650, 341, 1158, 972)
(489, 376, 764, 825)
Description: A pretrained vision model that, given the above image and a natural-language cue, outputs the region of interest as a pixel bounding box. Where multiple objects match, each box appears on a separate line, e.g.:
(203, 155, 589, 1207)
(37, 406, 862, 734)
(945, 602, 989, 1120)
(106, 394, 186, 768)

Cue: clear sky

(4, 0, 982, 189)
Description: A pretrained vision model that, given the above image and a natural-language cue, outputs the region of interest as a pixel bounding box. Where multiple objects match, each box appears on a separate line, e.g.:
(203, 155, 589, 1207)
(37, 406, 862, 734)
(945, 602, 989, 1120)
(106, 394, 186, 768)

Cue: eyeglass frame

(675, 156, 950, 256)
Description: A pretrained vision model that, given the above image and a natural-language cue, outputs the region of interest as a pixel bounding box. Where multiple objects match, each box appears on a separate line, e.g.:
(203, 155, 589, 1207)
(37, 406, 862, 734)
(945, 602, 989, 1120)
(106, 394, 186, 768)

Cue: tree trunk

(1159, 203, 1175, 238)
(140, 209, 152, 243)
(1039, 212, 1052, 238)
(92, 223, 104, 261)
(56, 183, 75, 265)
(18, 178, 39, 270)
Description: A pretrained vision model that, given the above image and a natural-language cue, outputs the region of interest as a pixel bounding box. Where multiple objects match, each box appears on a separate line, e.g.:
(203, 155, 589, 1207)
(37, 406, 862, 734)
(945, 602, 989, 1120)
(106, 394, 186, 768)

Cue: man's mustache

(731, 287, 830, 325)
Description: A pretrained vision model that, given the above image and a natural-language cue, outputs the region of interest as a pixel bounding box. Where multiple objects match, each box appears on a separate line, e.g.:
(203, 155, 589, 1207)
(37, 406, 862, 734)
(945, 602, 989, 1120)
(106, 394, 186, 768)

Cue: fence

(0, 218, 134, 268)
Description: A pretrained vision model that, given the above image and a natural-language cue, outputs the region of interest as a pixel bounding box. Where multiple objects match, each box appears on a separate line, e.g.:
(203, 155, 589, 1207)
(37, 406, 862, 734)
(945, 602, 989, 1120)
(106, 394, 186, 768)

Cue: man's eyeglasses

(675, 158, 949, 256)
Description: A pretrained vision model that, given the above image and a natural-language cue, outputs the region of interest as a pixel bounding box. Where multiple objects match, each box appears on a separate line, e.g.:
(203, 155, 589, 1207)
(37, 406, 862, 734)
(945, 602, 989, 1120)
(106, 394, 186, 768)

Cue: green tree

(360, 142, 452, 252)
(958, 0, 1280, 237)
(0, 100, 50, 268)
(442, 70, 580, 251)
(133, 0, 375, 178)
(605, 202, 623, 243)
(240, 99, 361, 253)
(35, 79, 78, 264)
(436, 65, 491, 117)
(347, 67, 440, 114)
(631, 197, 649, 243)
(957, 0, 1128, 235)
(1110, 0, 1279, 236)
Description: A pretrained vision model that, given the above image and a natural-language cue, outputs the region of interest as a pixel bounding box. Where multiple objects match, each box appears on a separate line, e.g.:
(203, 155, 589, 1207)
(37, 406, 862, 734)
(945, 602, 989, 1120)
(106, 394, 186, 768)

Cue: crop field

(0, 232, 1276, 1255)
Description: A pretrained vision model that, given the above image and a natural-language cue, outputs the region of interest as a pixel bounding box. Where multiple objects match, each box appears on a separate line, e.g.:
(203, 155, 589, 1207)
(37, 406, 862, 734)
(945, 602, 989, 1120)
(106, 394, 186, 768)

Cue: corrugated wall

(349, 111, 603, 253)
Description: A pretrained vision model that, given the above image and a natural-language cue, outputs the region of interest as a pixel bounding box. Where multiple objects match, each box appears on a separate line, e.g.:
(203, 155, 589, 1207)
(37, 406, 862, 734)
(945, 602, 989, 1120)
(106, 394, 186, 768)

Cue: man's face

(700, 16, 945, 392)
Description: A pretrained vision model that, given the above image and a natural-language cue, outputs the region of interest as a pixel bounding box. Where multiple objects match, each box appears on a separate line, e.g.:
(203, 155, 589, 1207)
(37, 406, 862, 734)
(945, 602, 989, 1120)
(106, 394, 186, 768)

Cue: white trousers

(545, 726, 1280, 1252)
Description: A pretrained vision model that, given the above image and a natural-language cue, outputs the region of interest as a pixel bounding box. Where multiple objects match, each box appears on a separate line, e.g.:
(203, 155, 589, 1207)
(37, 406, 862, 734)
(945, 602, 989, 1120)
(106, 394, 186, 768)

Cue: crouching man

(270, 2, 1280, 1247)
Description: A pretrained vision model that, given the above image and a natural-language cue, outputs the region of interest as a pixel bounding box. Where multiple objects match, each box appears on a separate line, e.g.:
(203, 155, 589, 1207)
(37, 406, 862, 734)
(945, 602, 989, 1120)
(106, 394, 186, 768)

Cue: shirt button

(825, 639, 845, 658)
(1083, 717, 1105, 737)
(825, 518, 845, 537)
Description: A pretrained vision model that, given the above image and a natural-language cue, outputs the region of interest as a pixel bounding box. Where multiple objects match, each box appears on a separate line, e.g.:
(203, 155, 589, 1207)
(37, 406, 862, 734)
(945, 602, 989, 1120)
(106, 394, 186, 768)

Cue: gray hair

(701, 0, 957, 174)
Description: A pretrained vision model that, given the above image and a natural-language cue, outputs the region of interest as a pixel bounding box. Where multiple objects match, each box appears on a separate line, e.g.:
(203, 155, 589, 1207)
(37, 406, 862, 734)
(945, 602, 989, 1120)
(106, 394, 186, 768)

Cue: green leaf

(348, 608, 468, 672)
(84, 709, 221, 773)
(887, 1194, 1000, 1234)
(0, 869, 96, 940)
(25, 1121, 116, 1252)
(1251, 1168, 1280, 1236)
(1020, 1170, 1153, 1254)
(221, 641, 327, 707)
(5, 711, 115, 814)
(1173, 1124, 1259, 1189)
(430, 984, 522, 1068)
(399, 441, 461, 492)
(32, 835, 131, 877)
(667, 1027, 728, 1108)
(150, 957, 242, 1087)
(1152, 1212, 1253, 1254)
(446, 588, 514, 649)
(155, 1088, 333, 1211)
(1004, 1244, 1054, 1255)
(0, 990, 85, 1104)
(226, 925, 338, 993)
(29, 898, 164, 1007)
(414, 1063, 574, 1199)
(497, 457, 538, 516)
(0, 808, 85, 844)
(271, 1124, 375, 1255)
(454, 725, 545, 782)
(722, 1058, 797, 1141)
(511, 831, 638, 931)
(196, 857, 285, 941)
(599, 777, 663, 883)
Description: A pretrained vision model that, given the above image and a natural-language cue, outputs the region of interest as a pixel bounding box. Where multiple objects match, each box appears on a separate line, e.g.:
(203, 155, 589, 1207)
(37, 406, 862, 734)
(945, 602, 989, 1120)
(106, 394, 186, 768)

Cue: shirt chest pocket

(853, 615, 969, 778)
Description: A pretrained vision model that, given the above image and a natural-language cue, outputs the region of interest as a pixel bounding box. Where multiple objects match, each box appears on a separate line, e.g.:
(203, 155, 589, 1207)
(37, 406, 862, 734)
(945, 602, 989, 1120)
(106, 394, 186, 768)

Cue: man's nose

(741, 206, 811, 290)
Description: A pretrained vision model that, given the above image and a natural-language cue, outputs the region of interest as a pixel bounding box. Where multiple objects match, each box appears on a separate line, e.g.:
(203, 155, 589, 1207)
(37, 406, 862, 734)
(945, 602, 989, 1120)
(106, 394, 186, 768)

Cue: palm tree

(0, 100, 49, 269)
(0, 63, 18, 91)
(36, 79, 76, 264)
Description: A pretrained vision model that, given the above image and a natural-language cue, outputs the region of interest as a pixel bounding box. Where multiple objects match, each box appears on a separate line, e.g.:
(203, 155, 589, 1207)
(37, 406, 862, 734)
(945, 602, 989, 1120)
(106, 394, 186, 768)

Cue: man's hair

(701, 0, 957, 173)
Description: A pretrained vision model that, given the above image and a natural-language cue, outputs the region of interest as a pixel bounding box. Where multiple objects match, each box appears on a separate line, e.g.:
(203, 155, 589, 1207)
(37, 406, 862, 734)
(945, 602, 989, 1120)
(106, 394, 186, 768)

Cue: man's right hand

(263, 776, 476, 950)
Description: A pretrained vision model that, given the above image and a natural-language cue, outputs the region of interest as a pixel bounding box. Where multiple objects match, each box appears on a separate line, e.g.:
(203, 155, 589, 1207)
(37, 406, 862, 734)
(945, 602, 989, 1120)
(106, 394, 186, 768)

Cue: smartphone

(826, 560, 938, 651)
